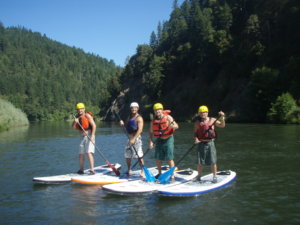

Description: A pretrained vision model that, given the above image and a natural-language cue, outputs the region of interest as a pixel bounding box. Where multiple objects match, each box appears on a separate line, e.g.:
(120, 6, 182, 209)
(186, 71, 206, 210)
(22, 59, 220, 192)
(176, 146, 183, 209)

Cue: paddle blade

(106, 161, 120, 176)
(142, 165, 155, 182)
(158, 166, 176, 184)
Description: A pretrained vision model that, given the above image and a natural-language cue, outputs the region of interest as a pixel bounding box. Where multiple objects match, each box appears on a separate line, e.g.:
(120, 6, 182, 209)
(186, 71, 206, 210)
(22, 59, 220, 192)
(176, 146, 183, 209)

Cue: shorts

(125, 136, 143, 158)
(79, 136, 95, 154)
(155, 136, 174, 161)
(197, 141, 217, 165)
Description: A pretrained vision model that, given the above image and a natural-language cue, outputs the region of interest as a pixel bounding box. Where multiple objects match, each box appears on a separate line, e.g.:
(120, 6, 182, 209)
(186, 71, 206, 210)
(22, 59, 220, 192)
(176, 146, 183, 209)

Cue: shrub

(267, 92, 300, 124)
(0, 98, 29, 132)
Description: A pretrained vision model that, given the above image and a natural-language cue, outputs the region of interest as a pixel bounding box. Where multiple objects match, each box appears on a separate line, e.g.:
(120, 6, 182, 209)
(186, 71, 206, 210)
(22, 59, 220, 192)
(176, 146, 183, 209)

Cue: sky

(0, 0, 184, 67)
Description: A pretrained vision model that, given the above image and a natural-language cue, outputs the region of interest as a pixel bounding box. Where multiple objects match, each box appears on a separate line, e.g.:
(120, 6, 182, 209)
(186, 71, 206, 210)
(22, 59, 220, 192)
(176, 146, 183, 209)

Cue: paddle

(74, 115, 120, 176)
(114, 111, 155, 182)
(158, 114, 223, 184)
(130, 113, 154, 170)
(130, 147, 151, 169)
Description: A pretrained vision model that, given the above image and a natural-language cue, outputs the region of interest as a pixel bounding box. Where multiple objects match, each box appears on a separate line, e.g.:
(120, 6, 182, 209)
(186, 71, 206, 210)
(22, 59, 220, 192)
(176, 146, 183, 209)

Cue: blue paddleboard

(157, 170, 236, 197)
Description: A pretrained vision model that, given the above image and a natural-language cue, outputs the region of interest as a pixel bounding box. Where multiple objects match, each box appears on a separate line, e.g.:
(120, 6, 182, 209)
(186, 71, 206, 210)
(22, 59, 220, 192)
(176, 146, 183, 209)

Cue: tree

(0, 25, 121, 120)
(149, 31, 158, 49)
(267, 92, 300, 123)
(142, 55, 166, 99)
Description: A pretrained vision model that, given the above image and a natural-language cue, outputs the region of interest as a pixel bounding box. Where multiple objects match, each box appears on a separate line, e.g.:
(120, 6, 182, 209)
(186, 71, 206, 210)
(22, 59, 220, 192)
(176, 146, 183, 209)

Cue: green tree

(247, 67, 280, 121)
(142, 55, 166, 99)
(267, 92, 300, 123)
(0, 25, 121, 120)
(149, 31, 158, 49)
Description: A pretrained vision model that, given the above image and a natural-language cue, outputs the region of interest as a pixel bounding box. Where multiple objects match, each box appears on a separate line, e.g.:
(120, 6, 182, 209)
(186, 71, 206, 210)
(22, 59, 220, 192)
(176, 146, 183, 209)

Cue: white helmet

(130, 102, 139, 108)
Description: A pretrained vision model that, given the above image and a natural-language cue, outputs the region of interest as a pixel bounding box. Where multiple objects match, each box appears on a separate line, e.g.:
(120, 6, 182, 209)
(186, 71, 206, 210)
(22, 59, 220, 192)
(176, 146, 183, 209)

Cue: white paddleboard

(157, 170, 236, 197)
(102, 169, 198, 195)
(32, 163, 121, 184)
(71, 165, 169, 185)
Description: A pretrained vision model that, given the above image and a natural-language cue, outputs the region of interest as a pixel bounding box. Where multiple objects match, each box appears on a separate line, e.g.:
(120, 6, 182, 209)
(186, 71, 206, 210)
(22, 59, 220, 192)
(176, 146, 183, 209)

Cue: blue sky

(0, 0, 184, 67)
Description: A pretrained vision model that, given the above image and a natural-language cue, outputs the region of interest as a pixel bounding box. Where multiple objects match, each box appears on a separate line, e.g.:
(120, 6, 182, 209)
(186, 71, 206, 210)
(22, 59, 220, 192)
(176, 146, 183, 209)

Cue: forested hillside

(113, 0, 300, 123)
(0, 23, 122, 120)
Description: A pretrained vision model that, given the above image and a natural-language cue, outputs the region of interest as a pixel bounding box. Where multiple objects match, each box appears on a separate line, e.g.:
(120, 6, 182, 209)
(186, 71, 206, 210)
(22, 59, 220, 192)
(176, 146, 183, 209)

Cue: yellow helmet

(198, 105, 209, 113)
(153, 103, 163, 110)
(76, 103, 85, 109)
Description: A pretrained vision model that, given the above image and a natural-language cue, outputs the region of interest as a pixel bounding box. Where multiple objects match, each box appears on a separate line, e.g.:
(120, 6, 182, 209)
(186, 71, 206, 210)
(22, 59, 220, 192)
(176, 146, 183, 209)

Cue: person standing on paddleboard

(194, 105, 225, 183)
(119, 102, 145, 177)
(72, 102, 96, 175)
(149, 103, 179, 181)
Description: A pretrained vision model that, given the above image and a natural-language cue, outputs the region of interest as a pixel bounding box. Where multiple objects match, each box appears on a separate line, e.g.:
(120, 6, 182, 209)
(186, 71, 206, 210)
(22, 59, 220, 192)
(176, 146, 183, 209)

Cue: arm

(149, 122, 154, 149)
(215, 111, 226, 128)
(86, 113, 96, 142)
(193, 122, 201, 144)
(167, 115, 179, 130)
(72, 115, 79, 129)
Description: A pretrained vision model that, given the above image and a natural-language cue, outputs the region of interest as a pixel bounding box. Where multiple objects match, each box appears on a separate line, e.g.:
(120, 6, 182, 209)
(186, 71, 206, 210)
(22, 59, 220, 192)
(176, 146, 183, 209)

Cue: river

(0, 121, 299, 225)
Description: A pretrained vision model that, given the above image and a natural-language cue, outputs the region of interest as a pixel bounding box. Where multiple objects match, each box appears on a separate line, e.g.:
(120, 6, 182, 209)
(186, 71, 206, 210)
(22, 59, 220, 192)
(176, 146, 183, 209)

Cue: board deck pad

(157, 170, 236, 197)
(102, 168, 198, 195)
(32, 163, 121, 184)
(71, 165, 170, 185)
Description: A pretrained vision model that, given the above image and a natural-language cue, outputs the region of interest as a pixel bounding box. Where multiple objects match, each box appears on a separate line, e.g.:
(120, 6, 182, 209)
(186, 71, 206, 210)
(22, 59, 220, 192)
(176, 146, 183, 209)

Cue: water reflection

(0, 125, 29, 143)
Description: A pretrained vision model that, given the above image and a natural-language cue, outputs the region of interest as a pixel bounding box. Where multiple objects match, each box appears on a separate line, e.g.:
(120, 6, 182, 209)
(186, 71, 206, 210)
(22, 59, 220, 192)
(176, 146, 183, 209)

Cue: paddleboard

(32, 163, 121, 184)
(157, 170, 236, 197)
(71, 165, 169, 185)
(102, 168, 198, 195)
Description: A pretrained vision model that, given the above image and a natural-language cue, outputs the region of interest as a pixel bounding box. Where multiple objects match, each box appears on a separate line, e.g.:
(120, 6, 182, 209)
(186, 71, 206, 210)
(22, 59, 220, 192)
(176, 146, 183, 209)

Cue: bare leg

(211, 163, 217, 177)
(167, 160, 175, 179)
(156, 160, 162, 175)
(197, 164, 203, 177)
(125, 158, 132, 175)
(139, 158, 145, 177)
(79, 154, 84, 171)
(87, 153, 94, 172)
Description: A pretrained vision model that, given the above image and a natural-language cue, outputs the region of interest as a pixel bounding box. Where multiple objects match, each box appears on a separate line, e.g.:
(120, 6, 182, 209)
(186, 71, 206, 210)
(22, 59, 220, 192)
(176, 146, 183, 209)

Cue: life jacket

(196, 118, 217, 140)
(126, 115, 140, 134)
(75, 112, 93, 131)
(152, 111, 174, 138)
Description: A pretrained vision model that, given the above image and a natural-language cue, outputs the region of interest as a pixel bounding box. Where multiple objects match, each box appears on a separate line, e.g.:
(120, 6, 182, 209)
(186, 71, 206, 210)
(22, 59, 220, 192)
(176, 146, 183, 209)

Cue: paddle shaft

(210, 114, 223, 127)
(131, 147, 151, 169)
(74, 115, 120, 176)
(176, 144, 197, 166)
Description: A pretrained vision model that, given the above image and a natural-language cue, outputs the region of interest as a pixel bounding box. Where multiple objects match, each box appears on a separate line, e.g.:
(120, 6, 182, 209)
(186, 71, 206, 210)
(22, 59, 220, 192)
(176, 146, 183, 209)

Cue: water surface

(0, 122, 299, 225)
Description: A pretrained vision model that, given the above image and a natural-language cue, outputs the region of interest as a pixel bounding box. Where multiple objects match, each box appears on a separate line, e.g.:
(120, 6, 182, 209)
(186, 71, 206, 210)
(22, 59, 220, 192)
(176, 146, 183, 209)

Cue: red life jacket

(75, 112, 93, 131)
(152, 115, 174, 138)
(196, 119, 217, 140)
